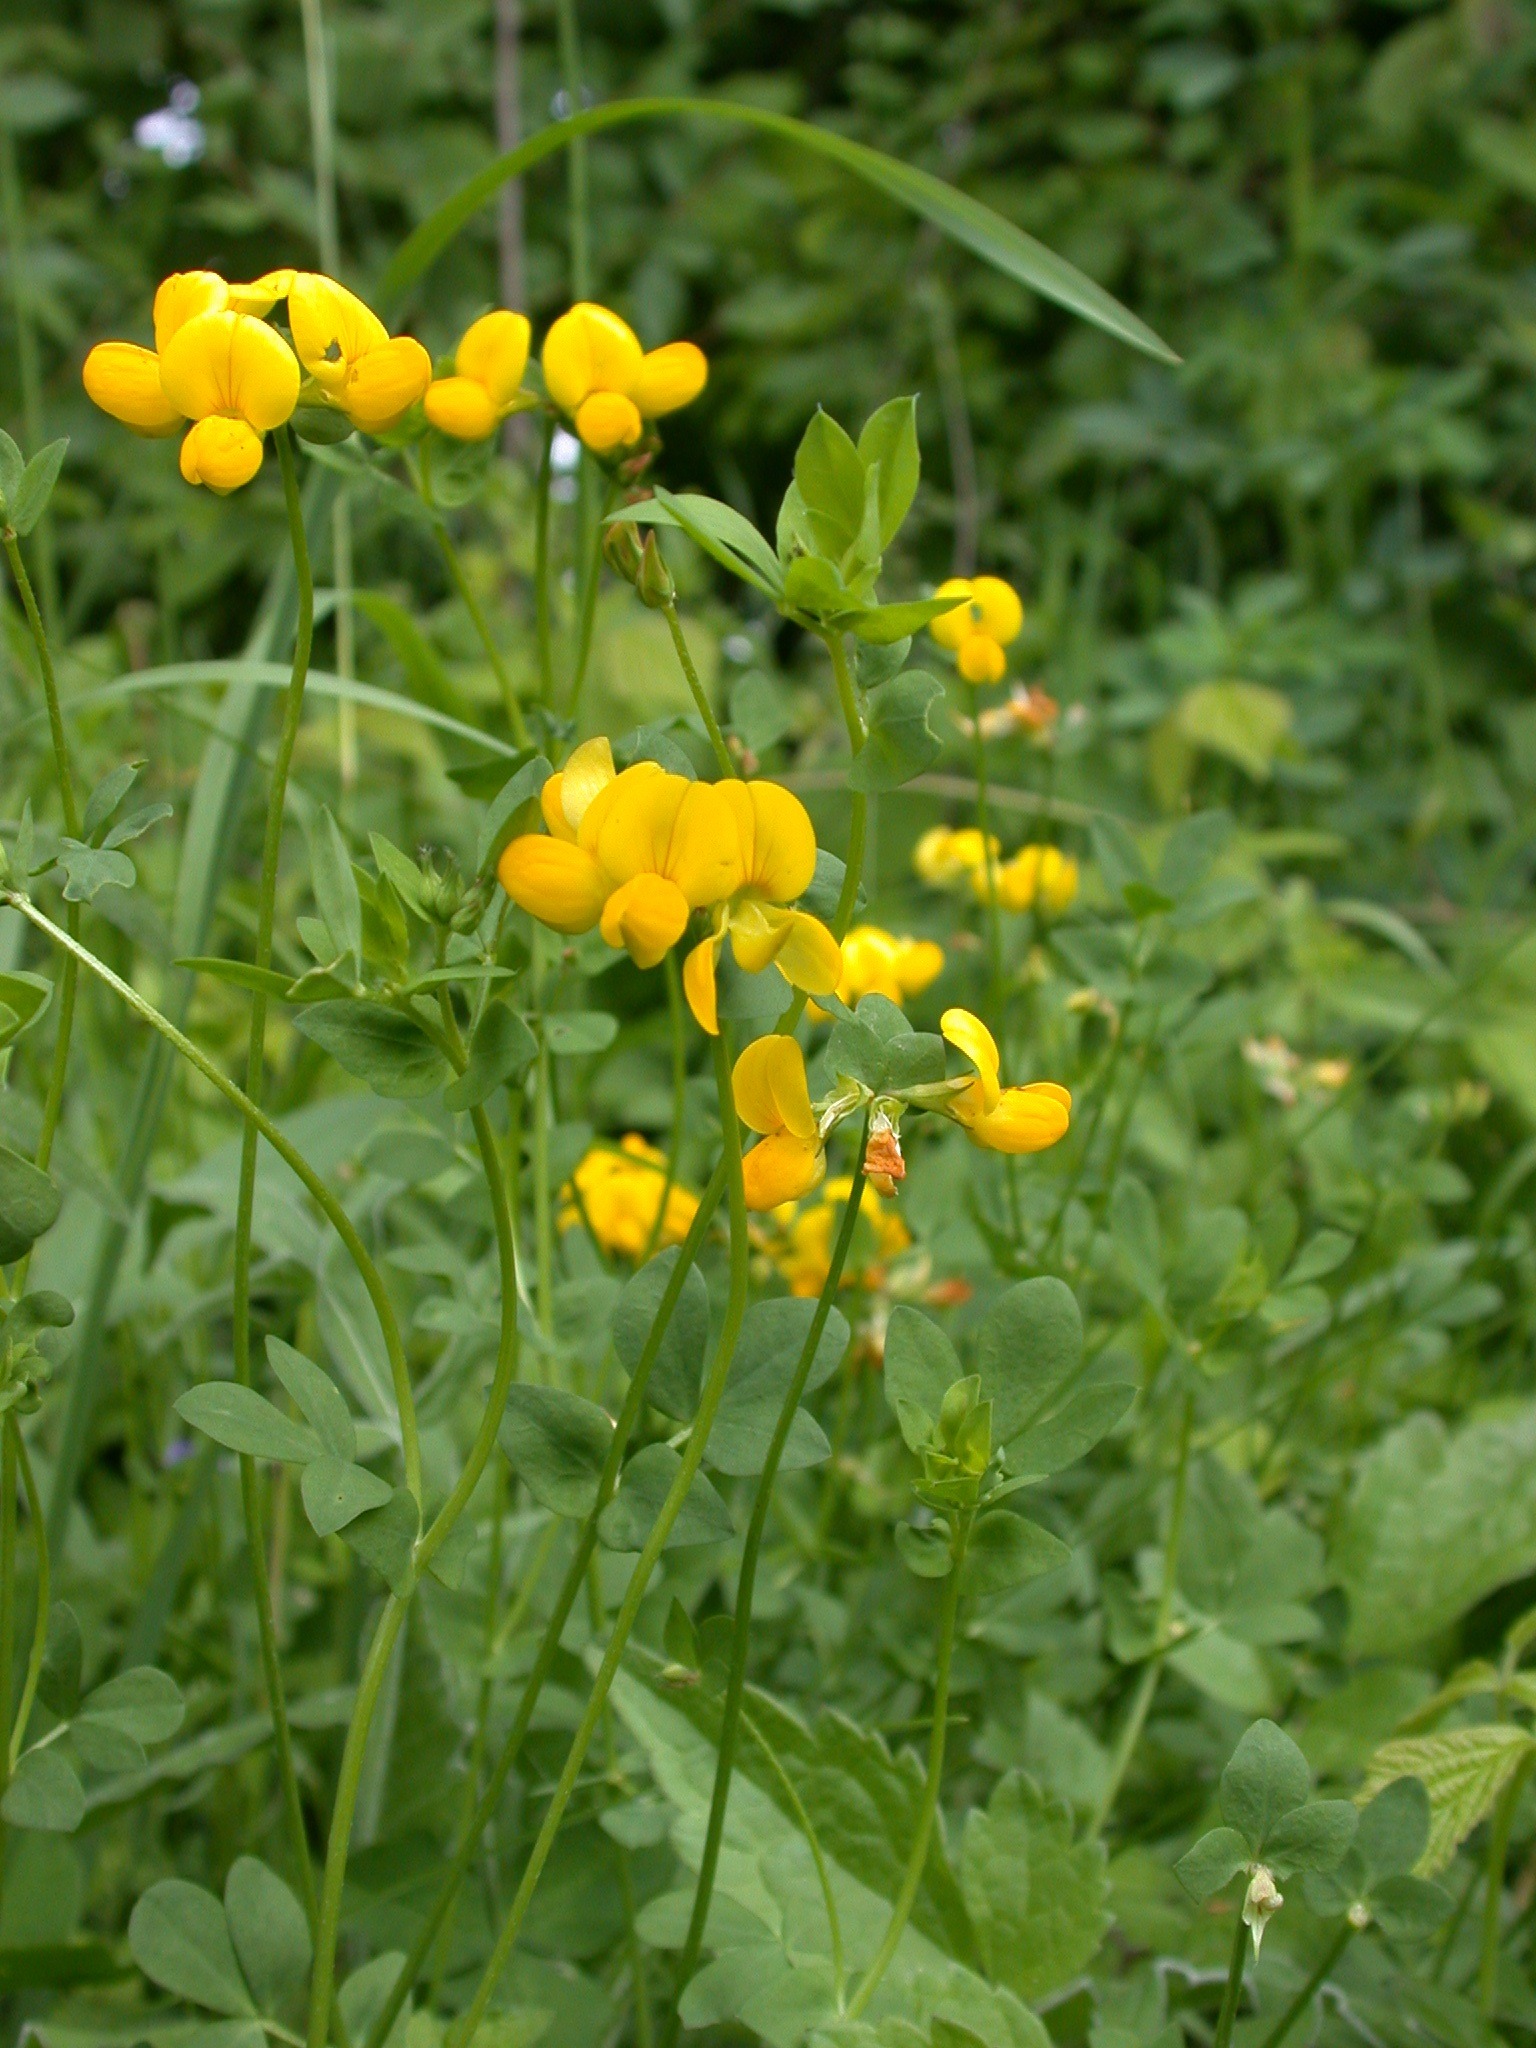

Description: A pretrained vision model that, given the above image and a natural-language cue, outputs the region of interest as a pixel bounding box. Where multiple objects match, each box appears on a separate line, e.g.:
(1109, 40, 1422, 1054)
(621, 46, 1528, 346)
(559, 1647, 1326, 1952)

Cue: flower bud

(602, 519, 644, 586)
(1242, 1866, 1283, 1954)
(422, 855, 465, 925)
(636, 532, 676, 611)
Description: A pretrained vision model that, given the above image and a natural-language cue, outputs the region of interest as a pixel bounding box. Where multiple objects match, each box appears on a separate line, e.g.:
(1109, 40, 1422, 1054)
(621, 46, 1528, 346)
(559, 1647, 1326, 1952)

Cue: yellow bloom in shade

(81, 343, 182, 436)
(940, 1007, 1071, 1154)
(683, 781, 842, 1036)
(733, 1034, 826, 1212)
(541, 301, 707, 456)
(930, 574, 1024, 686)
(913, 825, 997, 889)
(764, 1175, 911, 1298)
(831, 926, 944, 1009)
(561, 1135, 698, 1260)
(986, 844, 1079, 917)
(158, 309, 301, 492)
(424, 309, 533, 440)
(153, 270, 231, 351)
(288, 273, 431, 432)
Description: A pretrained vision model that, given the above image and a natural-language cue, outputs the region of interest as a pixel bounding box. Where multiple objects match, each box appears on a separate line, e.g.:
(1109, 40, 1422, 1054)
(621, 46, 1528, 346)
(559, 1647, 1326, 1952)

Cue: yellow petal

(541, 302, 644, 411)
(957, 631, 1006, 686)
(178, 416, 265, 493)
(153, 270, 229, 352)
(839, 925, 903, 1004)
(159, 311, 300, 431)
(589, 767, 688, 885)
(227, 268, 297, 315)
(732, 1032, 818, 1140)
(683, 934, 720, 1036)
(725, 899, 787, 976)
(82, 342, 182, 435)
(574, 391, 642, 454)
(560, 735, 616, 831)
(769, 910, 842, 999)
(288, 272, 388, 381)
(992, 846, 1040, 912)
(456, 309, 531, 407)
(423, 375, 498, 441)
(941, 1007, 1001, 1111)
(967, 1082, 1071, 1154)
(599, 873, 690, 969)
(667, 783, 746, 907)
(632, 341, 707, 418)
(1038, 849, 1078, 916)
(496, 834, 608, 933)
(897, 938, 945, 996)
(928, 577, 974, 653)
(735, 781, 817, 903)
(742, 1133, 825, 1213)
(971, 575, 1024, 645)
(340, 335, 431, 432)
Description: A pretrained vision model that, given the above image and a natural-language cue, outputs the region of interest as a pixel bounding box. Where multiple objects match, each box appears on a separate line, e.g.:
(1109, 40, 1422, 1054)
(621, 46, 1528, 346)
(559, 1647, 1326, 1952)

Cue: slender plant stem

(8, 1421, 47, 1772)
(567, 471, 614, 718)
(448, 1035, 750, 2048)
(419, 451, 530, 747)
(3, 895, 417, 1476)
(307, 1593, 408, 2048)
(226, 425, 324, 1929)
(671, 1125, 869, 2021)
(555, 0, 590, 295)
(0, 1421, 14, 1919)
(1212, 1911, 1251, 2048)
(534, 417, 555, 703)
(824, 633, 867, 941)
(1255, 1922, 1353, 2048)
(362, 1158, 730, 2048)
(663, 602, 735, 777)
(533, 1002, 555, 1341)
(845, 1514, 970, 2020)
(1480, 1747, 1536, 2012)
(741, 1706, 845, 2002)
(972, 712, 1004, 1005)
(642, 950, 688, 1263)
(1093, 1388, 1193, 1832)
(0, 128, 58, 632)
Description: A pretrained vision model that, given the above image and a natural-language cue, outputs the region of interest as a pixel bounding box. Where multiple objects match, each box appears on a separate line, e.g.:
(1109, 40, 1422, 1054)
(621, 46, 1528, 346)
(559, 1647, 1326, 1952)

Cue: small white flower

(1243, 1865, 1283, 1955)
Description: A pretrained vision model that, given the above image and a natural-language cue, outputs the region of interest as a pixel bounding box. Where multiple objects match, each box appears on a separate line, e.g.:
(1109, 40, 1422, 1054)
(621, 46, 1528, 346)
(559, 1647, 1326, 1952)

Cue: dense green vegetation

(2, 4, 1536, 2048)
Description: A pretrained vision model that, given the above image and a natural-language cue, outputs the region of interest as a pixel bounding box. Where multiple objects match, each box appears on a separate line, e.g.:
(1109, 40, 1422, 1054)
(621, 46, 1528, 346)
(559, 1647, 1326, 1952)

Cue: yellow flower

(82, 268, 237, 442)
(160, 309, 301, 492)
(733, 1034, 826, 1212)
(541, 301, 707, 456)
(424, 310, 533, 440)
(825, 925, 944, 1010)
(763, 1174, 911, 1298)
(913, 825, 997, 889)
(939, 1007, 1071, 1154)
(288, 273, 432, 433)
(930, 574, 1024, 685)
(983, 844, 1079, 917)
(682, 780, 842, 1035)
(561, 1135, 698, 1259)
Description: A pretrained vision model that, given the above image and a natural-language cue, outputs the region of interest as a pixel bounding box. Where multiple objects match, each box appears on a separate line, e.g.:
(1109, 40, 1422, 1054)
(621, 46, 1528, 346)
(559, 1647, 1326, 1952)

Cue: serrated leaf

(1358, 1727, 1536, 1875)
(961, 1772, 1109, 1999)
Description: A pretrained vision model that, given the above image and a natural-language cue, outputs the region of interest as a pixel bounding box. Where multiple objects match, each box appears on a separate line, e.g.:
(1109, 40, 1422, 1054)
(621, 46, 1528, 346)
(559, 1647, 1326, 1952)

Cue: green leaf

(128, 1880, 253, 2016)
(381, 101, 1178, 367)
(962, 1512, 1070, 1596)
(614, 1248, 712, 1423)
(301, 1457, 395, 1537)
(1264, 1798, 1357, 1878)
(1175, 681, 1293, 781)
(856, 397, 920, 547)
(847, 598, 965, 646)
(611, 488, 785, 599)
(265, 1338, 355, 1460)
(1174, 1826, 1252, 1901)
(598, 1443, 734, 1551)
(0, 432, 22, 508)
(293, 1000, 452, 1099)
(544, 1011, 619, 1056)
(0, 970, 51, 1049)
(707, 1298, 850, 1477)
(339, 1486, 419, 1596)
(308, 808, 362, 977)
(1, 1749, 84, 1832)
(9, 439, 68, 536)
(847, 671, 945, 794)
(794, 409, 867, 555)
(354, 591, 471, 720)
(223, 1859, 310, 2027)
(368, 833, 428, 918)
(0, 1939, 124, 1990)
(176, 957, 299, 1002)
(975, 1276, 1084, 1450)
(82, 762, 144, 842)
(1109, 1177, 1164, 1308)
(1370, 1874, 1452, 1940)
(883, 1307, 962, 1436)
(1007, 1383, 1134, 1482)
(894, 1522, 953, 1576)
(443, 1002, 538, 1110)
(37, 1602, 81, 1719)
(102, 801, 172, 851)
(175, 1384, 323, 1465)
(0, 1142, 60, 1263)
(782, 553, 852, 618)
(499, 1384, 614, 1518)
(1356, 1776, 1431, 1884)
(55, 841, 136, 903)
(961, 1773, 1109, 2000)
(1220, 1720, 1312, 1853)
(476, 754, 552, 875)
(77, 1667, 185, 1746)
(1358, 1727, 1536, 1876)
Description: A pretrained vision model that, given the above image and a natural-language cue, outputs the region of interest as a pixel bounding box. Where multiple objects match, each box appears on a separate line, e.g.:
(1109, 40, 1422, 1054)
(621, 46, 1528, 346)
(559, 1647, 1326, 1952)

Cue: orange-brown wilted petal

(82, 342, 183, 435)
(632, 341, 707, 418)
(941, 1007, 1001, 1111)
(153, 270, 229, 352)
(742, 1133, 825, 1212)
(496, 834, 609, 933)
(178, 416, 265, 493)
(599, 873, 690, 969)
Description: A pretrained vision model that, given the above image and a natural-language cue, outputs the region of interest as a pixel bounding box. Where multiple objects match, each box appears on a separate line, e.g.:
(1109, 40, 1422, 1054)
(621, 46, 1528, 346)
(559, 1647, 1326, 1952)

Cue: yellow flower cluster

(913, 828, 1077, 918)
(497, 740, 840, 1034)
(929, 574, 1024, 685)
(761, 1174, 911, 1298)
(561, 1135, 699, 1260)
(833, 926, 945, 1009)
(84, 279, 707, 488)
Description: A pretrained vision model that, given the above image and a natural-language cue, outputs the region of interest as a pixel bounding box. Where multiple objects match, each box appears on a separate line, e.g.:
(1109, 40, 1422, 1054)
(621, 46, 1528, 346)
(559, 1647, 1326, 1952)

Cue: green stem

(741, 1706, 844, 2003)
(0, 129, 58, 633)
(972, 712, 1003, 1006)
(641, 950, 688, 1263)
(307, 1594, 408, 2048)
(229, 425, 323, 1929)
(554, 0, 590, 295)
(844, 1515, 969, 2020)
(3, 894, 416, 1475)
(3, 532, 78, 834)
(9, 1422, 46, 1772)
(1212, 1909, 1251, 2048)
(567, 469, 613, 719)
(533, 999, 555, 1342)
(1092, 1389, 1193, 1833)
(0, 1418, 14, 1917)
(824, 633, 867, 941)
(671, 1127, 869, 2016)
(1255, 1922, 1353, 2048)
(420, 455, 530, 748)
(534, 417, 555, 703)
(1480, 1746, 1536, 2013)
(663, 602, 735, 777)
(447, 1037, 750, 2048)
(361, 1158, 729, 2048)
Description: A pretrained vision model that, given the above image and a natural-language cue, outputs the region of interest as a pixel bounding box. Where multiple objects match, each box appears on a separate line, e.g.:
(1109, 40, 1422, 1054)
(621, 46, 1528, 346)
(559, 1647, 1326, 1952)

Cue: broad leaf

(975, 1277, 1084, 1451)
(962, 1512, 1070, 1596)
(961, 1773, 1109, 2000)
(301, 1456, 394, 1537)
(883, 1306, 962, 1437)
(339, 1486, 419, 1596)
(1, 1748, 84, 1832)
(848, 671, 945, 793)
(293, 1000, 452, 1099)
(128, 1880, 253, 2016)
(443, 1001, 537, 1110)
(500, 1384, 614, 1518)
(856, 397, 920, 548)
(708, 1298, 850, 1477)
(1220, 1720, 1312, 1852)
(614, 1248, 712, 1422)
(1358, 1727, 1536, 1876)
(265, 1338, 355, 1459)
(1175, 1826, 1252, 1901)
(597, 1443, 734, 1551)
(0, 1142, 60, 1262)
(175, 1384, 322, 1465)
(224, 1858, 310, 2026)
